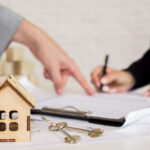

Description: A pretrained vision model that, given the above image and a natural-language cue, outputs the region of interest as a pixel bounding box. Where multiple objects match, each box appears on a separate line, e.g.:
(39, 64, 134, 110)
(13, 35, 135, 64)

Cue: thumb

(101, 72, 118, 85)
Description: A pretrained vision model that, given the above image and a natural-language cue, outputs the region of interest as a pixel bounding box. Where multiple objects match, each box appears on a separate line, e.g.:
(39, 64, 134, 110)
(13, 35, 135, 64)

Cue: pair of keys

(42, 117, 103, 144)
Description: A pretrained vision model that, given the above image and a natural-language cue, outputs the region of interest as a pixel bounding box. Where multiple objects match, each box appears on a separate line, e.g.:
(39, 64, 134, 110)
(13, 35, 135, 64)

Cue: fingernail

(101, 78, 107, 84)
(102, 86, 109, 92)
(57, 89, 63, 95)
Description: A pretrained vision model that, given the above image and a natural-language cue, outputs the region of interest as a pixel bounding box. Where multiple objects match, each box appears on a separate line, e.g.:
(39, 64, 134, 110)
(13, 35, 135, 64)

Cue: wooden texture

(14, 61, 34, 75)
(2, 46, 38, 84)
(6, 47, 24, 61)
(6, 75, 35, 108)
(0, 61, 4, 75)
(0, 75, 35, 142)
(3, 62, 15, 75)
(27, 116, 30, 131)
(0, 139, 15, 142)
(0, 86, 30, 141)
(0, 75, 38, 87)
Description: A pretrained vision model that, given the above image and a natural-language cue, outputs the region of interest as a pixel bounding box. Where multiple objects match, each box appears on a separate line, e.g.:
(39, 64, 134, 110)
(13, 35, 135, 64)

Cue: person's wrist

(12, 19, 41, 51)
(123, 71, 135, 90)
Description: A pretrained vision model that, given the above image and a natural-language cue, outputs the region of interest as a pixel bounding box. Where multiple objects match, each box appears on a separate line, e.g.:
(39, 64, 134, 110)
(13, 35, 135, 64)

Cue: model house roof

(0, 75, 35, 108)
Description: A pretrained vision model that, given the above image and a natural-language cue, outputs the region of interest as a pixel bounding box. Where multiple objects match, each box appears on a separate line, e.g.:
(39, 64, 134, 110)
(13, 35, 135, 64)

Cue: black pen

(99, 55, 109, 91)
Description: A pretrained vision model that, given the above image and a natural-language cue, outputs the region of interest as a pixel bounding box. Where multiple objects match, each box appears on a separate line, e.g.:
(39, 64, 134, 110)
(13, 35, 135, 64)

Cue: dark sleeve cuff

(123, 49, 150, 90)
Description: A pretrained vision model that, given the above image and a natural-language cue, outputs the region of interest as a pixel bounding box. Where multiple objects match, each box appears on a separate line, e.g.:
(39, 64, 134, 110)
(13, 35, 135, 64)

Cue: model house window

(0, 111, 6, 131)
(9, 111, 18, 120)
(0, 111, 6, 120)
(9, 122, 18, 131)
(0, 123, 6, 131)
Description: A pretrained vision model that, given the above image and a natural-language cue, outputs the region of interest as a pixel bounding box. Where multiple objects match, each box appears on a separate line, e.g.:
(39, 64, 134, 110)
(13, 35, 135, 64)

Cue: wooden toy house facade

(0, 75, 35, 142)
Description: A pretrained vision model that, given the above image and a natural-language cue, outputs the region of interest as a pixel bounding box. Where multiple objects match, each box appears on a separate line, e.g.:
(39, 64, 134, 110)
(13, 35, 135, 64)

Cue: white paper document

(35, 92, 150, 119)
(1, 77, 150, 150)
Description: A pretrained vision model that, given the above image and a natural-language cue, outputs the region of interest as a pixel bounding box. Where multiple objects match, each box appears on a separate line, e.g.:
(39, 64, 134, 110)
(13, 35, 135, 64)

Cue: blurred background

(0, 0, 150, 93)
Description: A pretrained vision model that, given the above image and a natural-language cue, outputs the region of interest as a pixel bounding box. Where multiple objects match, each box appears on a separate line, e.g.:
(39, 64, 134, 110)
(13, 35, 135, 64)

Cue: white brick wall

(0, 0, 150, 93)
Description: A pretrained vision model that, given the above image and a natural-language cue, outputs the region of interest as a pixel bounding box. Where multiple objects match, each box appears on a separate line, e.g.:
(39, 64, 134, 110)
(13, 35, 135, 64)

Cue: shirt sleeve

(0, 5, 23, 55)
(124, 49, 150, 89)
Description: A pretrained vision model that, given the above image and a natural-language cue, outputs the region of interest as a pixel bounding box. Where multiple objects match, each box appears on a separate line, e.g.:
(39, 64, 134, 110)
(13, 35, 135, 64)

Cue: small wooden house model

(0, 75, 35, 142)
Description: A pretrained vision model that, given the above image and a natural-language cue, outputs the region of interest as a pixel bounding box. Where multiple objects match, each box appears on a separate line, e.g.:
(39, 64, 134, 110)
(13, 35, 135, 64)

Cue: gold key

(60, 122, 103, 138)
(65, 135, 81, 144)
(42, 117, 79, 144)
(49, 122, 81, 143)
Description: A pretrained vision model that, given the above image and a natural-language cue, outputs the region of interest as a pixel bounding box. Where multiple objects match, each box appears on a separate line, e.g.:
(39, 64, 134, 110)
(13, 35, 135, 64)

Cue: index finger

(69, 64, 95, 95)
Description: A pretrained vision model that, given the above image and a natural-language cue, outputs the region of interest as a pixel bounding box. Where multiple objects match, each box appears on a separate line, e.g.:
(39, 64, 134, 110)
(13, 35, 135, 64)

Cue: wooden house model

(0, 75, 35, 142)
